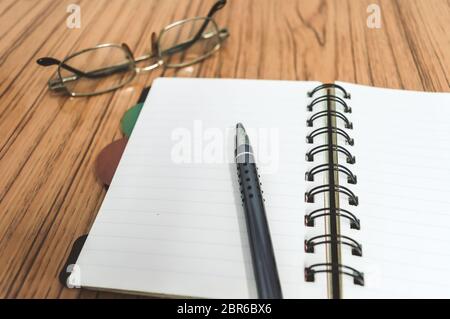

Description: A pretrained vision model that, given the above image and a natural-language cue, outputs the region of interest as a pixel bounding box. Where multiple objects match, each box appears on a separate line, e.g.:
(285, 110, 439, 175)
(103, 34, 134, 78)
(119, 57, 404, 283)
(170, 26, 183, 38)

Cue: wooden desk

(0, 0, 448, 299)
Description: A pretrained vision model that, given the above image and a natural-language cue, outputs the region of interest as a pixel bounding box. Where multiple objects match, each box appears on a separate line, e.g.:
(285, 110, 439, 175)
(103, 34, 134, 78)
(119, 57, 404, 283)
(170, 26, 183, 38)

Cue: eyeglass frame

(37, 0, 229, 97)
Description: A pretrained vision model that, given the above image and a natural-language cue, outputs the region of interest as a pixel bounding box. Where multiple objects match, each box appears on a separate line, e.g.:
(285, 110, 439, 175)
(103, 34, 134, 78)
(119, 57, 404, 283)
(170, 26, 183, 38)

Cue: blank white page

(74, 78, 325, 298)
(337, 82, 450, 298)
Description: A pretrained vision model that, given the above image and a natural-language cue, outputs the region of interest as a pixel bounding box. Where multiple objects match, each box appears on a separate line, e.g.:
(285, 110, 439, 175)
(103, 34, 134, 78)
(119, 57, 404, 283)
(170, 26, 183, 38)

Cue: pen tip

(236, 123, 244, 130)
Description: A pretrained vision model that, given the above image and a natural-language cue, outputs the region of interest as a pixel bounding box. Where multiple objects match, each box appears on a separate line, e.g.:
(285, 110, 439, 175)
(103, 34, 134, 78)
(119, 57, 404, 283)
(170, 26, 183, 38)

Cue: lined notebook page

(75, 78, 325, 298)
(337, 82, 450, 298)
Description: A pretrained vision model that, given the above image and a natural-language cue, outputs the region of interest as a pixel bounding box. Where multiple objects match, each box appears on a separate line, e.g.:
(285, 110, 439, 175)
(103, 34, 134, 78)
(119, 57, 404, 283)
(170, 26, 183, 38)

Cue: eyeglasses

(37, 0, 229, 97)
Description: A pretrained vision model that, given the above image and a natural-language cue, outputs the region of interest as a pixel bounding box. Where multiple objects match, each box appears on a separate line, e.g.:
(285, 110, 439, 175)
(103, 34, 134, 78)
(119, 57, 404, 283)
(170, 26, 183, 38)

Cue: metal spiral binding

(305, 163, 357, 184)
(306, 110, 353, 129)
(305, 184, 359, 206)
(304, 83, 363, 290)
(305, 264, 365, 286)
(305, 208, 360, 230)
(306, 127, 354, 145)
(304, 234, 362, 257)
(307, 95, 352, 113)
(306, 144, 356, 164)
(307, 83, 351, 99)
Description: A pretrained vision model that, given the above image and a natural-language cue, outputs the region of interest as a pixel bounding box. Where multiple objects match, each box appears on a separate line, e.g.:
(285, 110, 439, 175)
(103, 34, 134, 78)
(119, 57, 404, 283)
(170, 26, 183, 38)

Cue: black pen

(235, 123, 283, 299)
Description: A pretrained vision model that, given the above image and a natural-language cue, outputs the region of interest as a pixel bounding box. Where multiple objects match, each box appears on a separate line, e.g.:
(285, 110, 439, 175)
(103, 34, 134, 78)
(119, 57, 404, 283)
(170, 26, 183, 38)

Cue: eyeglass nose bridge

(133, 34, 165, 74)
(135, 58, 164, 74)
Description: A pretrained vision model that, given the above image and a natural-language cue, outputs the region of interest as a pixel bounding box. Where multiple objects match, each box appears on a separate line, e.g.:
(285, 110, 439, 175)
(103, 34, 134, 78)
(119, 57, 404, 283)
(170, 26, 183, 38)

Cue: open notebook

(71, 78, 450, 298)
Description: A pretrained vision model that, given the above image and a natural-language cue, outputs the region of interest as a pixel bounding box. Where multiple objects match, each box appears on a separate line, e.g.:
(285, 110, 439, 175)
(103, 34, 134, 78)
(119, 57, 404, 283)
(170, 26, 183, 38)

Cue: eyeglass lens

(59, 45, 135, 95)
(158, 18, 221, 68)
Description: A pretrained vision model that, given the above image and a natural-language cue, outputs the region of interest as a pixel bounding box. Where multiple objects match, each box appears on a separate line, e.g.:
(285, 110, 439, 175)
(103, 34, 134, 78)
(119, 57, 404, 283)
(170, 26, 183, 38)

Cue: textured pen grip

(237, 162, 283, 299)
(238, 162, 263, 204)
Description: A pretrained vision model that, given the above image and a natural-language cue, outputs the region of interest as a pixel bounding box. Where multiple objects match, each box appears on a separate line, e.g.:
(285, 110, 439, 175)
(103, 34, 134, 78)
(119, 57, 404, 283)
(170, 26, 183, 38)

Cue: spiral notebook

(70, 78, 450, 298)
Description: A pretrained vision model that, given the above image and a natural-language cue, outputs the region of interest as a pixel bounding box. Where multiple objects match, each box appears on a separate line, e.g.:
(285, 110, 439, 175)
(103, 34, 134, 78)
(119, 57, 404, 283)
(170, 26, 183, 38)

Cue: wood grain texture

(0, 0, 448, 299)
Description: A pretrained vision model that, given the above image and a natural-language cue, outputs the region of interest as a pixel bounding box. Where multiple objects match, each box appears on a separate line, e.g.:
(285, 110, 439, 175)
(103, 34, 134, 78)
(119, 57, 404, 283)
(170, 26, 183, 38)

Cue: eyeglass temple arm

(206, 0, 227, 20)
(37, 57, 88, 78)
(37, 57, 132, 79)
(161, 0, 228, 56)
(37, 57, 135, 90)
(193, 0, 227, 41)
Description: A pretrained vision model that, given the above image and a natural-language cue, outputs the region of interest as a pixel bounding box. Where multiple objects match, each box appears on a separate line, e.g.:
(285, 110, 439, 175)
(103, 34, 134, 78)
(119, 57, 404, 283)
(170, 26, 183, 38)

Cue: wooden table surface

(0, 0, 449, 299)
